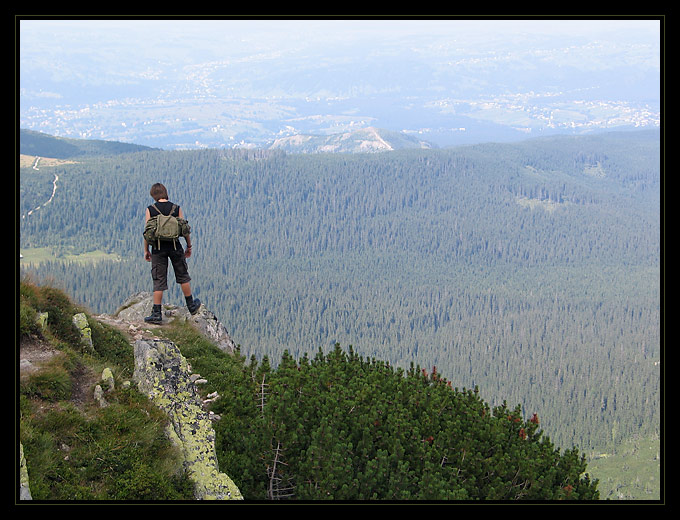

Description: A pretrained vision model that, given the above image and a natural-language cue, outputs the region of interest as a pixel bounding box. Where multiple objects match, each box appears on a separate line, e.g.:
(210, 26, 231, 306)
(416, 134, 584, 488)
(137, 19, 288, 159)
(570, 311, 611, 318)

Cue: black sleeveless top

(148, 201, 183, 252)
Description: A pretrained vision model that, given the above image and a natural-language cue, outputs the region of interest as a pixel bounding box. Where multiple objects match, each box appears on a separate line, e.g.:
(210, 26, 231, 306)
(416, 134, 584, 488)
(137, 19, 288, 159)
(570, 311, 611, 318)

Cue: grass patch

(20, 389, 194, 500)
(515, 195, 570, 213)
(20, 247, 121, 266)
(20, 355, 74, 401)
(586, 435, 661, 500)
(19, 279, 195, 500)
(20, 154, 78, 169)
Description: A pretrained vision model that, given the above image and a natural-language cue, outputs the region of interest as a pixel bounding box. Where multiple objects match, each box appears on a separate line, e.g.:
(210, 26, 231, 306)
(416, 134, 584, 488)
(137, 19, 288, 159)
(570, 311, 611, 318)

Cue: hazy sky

(20, 17, 661, 83)
(20, 17, 660, 48)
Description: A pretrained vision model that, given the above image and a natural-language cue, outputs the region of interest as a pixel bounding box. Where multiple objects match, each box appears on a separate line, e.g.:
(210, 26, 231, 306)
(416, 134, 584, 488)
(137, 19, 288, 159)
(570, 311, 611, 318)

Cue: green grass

(586, 435, 661, 500)
(20, 247, 121, 266)
(19, 280, 194, 501)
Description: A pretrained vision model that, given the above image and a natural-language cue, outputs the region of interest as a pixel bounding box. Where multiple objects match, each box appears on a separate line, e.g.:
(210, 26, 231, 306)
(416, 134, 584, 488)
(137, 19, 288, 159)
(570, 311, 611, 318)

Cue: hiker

(143, 182, 201, 322)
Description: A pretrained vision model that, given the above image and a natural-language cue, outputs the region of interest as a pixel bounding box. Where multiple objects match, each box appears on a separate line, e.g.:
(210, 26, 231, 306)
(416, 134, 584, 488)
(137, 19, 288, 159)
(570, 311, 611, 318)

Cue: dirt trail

(23, 160, 59, 219)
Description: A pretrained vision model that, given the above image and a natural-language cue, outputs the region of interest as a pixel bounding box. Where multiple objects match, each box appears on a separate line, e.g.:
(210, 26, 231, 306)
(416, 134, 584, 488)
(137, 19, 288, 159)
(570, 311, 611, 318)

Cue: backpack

(143, 203, 191, 249)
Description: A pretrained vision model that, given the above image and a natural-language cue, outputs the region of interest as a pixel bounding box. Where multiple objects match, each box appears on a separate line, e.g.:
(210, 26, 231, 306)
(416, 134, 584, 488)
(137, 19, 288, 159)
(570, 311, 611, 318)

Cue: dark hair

(150, 183, 169, 201)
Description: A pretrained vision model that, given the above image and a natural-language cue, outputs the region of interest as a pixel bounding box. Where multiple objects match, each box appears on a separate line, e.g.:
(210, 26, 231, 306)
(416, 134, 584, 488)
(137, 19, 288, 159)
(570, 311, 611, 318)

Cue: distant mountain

(268, 126, 434, 154)
(19, 129, 157, 159)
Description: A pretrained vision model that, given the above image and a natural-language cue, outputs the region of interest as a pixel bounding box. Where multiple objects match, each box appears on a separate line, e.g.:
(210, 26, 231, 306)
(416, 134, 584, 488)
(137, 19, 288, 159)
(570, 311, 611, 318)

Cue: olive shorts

(150, 248, 191, 291)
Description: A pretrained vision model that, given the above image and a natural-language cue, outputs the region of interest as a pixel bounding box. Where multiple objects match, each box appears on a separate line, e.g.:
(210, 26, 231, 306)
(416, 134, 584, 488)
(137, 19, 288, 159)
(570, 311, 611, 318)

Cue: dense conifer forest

(20, 130, 660, 463)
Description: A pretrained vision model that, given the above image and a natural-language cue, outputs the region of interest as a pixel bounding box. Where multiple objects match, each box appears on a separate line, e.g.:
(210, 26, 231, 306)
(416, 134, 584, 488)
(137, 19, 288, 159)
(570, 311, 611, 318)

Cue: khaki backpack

(143, 203, 190, 249)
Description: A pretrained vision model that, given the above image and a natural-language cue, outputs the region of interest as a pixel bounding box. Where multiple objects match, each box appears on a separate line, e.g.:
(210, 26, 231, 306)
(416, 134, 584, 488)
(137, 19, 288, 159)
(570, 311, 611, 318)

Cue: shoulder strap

(151, 203, 178, 217)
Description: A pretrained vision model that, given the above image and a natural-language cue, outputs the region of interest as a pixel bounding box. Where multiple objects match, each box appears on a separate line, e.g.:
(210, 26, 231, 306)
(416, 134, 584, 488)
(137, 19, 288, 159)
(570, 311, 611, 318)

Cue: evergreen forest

(19, 129, 661, 484)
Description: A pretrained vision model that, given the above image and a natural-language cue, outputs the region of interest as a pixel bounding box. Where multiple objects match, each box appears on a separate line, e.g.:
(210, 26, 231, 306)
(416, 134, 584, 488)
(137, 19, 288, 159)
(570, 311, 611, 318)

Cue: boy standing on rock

(143, 183, 201, 323)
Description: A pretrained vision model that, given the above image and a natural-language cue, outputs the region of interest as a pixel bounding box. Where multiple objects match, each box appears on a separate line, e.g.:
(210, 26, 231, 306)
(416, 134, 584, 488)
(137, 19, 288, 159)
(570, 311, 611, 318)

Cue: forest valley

(19, 129, 661, 500)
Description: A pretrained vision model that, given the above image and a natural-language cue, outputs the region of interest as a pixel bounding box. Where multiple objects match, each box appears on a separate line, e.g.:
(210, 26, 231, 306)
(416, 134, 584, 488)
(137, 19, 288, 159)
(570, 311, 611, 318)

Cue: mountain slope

(19, 282, 600, 500)
(19, 129, 157, 159)
(19, 283, 243, 500)
(19, 282, 195, 500)
(268, 126, 433, 153)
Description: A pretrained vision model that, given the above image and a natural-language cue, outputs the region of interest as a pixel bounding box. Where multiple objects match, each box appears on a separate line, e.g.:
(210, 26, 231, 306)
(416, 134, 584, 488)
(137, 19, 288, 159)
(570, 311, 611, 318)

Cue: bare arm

(144, 208, 152, 261)
(179, 207, 192, 256)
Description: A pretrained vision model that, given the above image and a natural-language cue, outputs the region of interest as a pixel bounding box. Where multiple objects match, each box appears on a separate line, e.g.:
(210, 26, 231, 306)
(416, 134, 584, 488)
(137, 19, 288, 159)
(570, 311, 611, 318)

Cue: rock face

(132, 337, 243, 500)
(114, 292, 237, 353)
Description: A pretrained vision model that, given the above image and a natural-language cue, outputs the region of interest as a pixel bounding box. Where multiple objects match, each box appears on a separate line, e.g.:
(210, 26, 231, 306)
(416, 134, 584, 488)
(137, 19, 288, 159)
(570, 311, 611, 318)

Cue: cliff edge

(109, 292, 237, 354)
(20, 291, 243, 501)
(108, 293, 242, 499)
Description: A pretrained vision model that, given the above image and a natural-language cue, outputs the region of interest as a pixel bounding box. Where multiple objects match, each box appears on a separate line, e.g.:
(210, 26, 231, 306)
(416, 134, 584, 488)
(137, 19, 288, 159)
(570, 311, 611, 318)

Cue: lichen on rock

(72, 312, 94, 354)
(132, 338, 242, 500)
(93, 384, 108, 408)
(101, 367, 115, 392)
(19, 443, 32, 500)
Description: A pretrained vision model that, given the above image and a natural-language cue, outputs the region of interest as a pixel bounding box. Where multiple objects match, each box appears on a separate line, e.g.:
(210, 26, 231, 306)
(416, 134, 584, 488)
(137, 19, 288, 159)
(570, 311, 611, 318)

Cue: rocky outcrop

(132, 337, 243, 500)
(21, 294, 243, 501)
(113, 292, 237, 353)
(269, 126, 433, 154)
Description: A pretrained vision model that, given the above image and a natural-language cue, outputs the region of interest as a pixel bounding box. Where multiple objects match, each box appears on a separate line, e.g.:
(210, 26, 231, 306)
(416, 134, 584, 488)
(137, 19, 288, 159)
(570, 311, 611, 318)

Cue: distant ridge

(19, 129, 158, 159)
(268, 126, 434, 154)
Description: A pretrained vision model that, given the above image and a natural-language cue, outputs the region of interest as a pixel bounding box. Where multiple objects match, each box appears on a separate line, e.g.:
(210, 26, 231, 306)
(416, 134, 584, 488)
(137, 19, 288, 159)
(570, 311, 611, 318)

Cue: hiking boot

(187, 298, 202, 315)
(144, 304, 163, 323)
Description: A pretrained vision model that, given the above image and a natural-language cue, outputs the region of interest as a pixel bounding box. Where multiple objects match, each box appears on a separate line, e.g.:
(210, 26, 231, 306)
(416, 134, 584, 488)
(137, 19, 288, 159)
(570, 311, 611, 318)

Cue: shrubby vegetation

(167, 319, 599, 500)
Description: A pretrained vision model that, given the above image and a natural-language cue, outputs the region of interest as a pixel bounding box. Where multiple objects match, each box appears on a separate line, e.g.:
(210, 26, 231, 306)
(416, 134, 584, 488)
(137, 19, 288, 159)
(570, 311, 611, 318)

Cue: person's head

(150, 183, 169, 201)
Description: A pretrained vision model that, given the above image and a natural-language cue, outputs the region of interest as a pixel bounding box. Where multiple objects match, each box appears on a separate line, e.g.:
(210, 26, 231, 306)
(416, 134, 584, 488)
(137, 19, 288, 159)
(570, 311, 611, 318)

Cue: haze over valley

(19, 18, 660, 149)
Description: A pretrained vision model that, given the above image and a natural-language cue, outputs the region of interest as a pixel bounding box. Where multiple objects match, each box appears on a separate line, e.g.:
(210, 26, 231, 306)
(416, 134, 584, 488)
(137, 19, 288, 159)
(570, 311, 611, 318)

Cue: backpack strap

(172, 205, 178, 248)
(150, 203, 179, 217)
